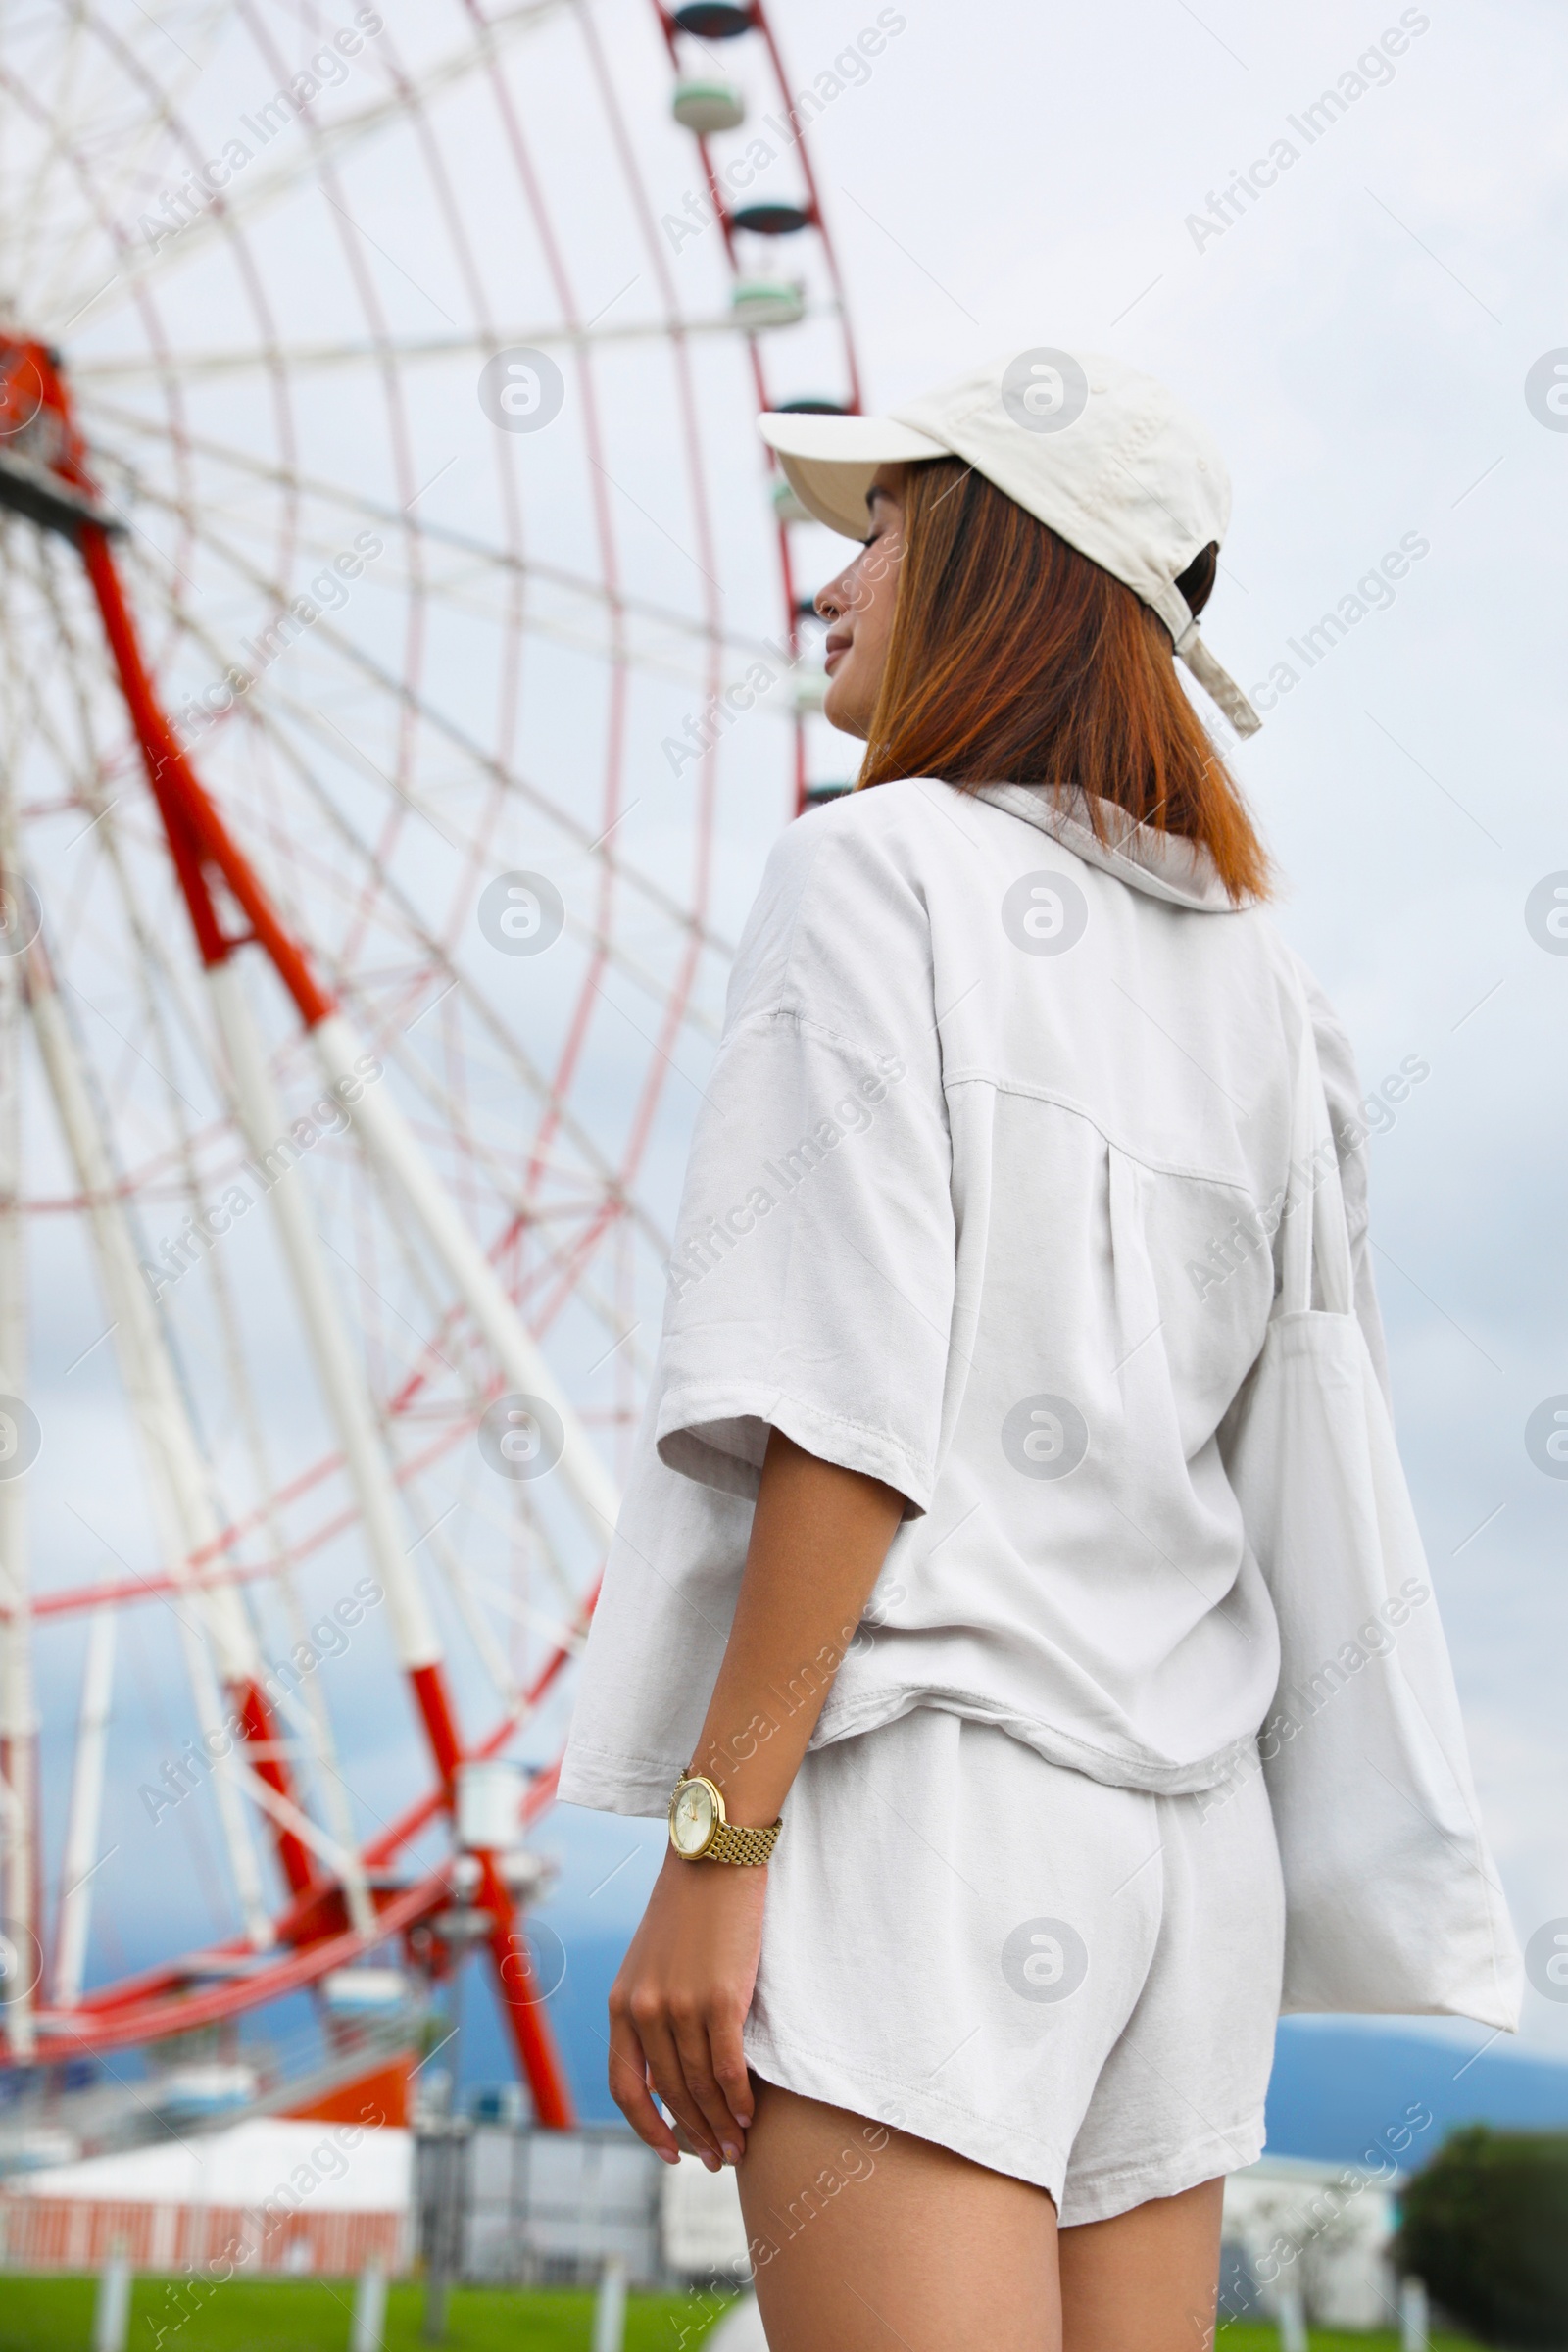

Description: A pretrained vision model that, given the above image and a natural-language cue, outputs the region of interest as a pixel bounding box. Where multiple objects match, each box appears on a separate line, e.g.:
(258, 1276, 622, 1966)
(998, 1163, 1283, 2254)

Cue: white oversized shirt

(559, 777, 1390, 1814)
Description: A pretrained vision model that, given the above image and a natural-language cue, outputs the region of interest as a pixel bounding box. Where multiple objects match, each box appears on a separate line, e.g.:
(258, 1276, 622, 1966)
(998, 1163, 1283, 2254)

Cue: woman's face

(815, 466, 906, 740)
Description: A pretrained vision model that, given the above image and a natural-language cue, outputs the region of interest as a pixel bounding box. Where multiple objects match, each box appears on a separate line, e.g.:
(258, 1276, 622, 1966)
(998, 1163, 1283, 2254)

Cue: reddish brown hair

(857, 459, 1271, 903)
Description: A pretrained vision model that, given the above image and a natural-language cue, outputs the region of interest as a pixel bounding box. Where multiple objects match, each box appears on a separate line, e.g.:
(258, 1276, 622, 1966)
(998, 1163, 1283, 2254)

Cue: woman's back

(564, 772, 1386, 1808)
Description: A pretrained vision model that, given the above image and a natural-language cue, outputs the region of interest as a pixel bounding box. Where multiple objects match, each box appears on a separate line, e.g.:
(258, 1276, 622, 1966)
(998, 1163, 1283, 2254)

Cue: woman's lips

(823, 633, 850, 673)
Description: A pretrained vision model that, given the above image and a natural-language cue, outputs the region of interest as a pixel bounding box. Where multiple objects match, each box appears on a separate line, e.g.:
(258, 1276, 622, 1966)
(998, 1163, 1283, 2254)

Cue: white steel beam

(24, 940, 272, 1946)
(209, 961, 441, 1679)
(312, 1011, 620, 1544)
(52, 1606, 115, 2007)
(0, 932, 34, 2056)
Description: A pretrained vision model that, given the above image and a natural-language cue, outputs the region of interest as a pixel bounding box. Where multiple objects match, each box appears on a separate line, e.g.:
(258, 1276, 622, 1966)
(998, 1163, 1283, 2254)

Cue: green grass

(0, 2276, 734, 2351)
(1216, 2337, 1481, 2351)
(0, 2278, 1487, 2349)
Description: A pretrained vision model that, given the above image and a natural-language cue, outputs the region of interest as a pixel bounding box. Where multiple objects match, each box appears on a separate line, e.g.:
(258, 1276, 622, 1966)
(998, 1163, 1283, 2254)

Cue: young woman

(558, 354, 1515, 2350)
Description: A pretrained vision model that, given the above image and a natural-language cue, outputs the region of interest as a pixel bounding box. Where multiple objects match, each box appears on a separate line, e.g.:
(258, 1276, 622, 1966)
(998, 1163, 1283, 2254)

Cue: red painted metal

(409, 1662, 465, 1791)
(366, 1594, 595, 1869)
(474, 1849, 573, 2131)
(233, 1680, 317, 1902)
(33, 1871, 451, 2055)
(78, 525, 336, 1025)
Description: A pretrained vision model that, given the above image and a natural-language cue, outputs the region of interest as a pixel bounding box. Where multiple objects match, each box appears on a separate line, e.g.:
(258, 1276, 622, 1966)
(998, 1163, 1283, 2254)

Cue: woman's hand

(607, 1432, 903, 2171)
(608, 1850, 767, 2170)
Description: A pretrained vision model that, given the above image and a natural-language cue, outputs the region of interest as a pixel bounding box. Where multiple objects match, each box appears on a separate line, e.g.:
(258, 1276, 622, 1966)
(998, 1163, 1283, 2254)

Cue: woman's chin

(821, 680, 869, 740)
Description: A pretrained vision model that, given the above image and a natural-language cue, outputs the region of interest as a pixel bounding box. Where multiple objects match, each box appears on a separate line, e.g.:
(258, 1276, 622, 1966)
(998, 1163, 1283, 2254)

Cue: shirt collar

(969, 782, 1250, 913)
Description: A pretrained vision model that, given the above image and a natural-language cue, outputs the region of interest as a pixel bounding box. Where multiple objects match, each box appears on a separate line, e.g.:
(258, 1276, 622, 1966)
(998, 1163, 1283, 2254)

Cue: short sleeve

(654, 803, 955, 1514)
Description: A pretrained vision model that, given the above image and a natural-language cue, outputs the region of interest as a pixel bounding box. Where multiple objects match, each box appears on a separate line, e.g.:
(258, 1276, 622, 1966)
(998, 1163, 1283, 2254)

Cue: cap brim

(759, 412, 947, 539)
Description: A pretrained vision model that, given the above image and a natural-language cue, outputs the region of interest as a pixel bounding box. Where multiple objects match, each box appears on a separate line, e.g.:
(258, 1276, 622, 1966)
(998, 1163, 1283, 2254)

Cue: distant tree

(1396, 2126, 1568, 2348)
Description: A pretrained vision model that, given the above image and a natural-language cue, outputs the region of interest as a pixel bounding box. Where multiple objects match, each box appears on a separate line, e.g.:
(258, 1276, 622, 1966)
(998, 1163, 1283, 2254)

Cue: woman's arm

(608, 1426, 906, 2169)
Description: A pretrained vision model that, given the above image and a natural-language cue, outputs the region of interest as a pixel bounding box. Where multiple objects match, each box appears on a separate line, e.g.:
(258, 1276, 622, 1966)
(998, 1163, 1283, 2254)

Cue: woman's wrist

(685, 1752, 795, 1831)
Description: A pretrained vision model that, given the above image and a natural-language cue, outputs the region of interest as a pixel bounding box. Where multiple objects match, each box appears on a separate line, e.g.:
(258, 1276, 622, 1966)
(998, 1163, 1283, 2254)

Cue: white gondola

(672, 79, 747, 133)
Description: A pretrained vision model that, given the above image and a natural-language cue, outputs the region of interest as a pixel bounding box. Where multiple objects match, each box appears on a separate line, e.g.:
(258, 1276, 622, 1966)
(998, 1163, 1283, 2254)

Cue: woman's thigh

(1058, 2176, 1226, 2352)
(736, 2078, 1060, 2352)
(736, 2081, 1227, 2352)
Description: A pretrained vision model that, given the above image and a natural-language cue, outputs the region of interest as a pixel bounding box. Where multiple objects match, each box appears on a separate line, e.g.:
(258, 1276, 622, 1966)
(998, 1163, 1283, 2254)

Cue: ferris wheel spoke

(439, 1547, 583, 1666)
(102, 577, 708, 1240)
(4, 6, 93, 302)
(23, 1011, 275, 1947)
(57, 0, 572, 335)
(380, 1031, 670, 1295)
(85, 391, 776, 667)
(281, 713, 724, 1051)
(74, 307, 836, 380)
(257, 1666, 375, 1937)
(444, 1460, 579, 1617)
(19, 872, 288, 1940)
(168, 1118, 379, 1942)
(226, 1754, 364, 1888)
(351, 1022, 663, 1362)
(208, 957, 452, 1673)
(91, 818, 389, 1945)
(400, 1473, 523, 1714)
(52, 1608, 117, 2011)
(111, 477, 740, 957)
(7, 19, 215, 318)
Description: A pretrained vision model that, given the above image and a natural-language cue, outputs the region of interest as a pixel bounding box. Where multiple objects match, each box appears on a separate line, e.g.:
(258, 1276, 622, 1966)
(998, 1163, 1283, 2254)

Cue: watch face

(671, 1778, 716, 1857)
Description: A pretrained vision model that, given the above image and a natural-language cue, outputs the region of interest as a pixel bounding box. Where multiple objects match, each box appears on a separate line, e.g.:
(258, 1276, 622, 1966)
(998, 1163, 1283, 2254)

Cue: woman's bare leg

(1057, 2177, 1226, 2352)
(736, 2078, 1060, 2352)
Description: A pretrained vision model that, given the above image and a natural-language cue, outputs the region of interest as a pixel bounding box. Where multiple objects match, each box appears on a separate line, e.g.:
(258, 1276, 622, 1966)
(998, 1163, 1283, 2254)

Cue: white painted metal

(209, 960, 442, 1672)
(1400, 2276, 1429, 2352)
(414, 1504, 522, 1712)
(456, 1760, 524, 1851)
(82, 827, 376, 1945)
(1276, 2279, 1307, 2352)
(24, 936, 272, 1946)
(351, 2259, 388, 2352)
(251, 1668, 375, 1940)
(92, 2251, 132, 2352)
(0, 925, 34, 2056)
(228, 1758, 363, 1886)
(53, 1606, 116, 2007)
(592, 2253, 627, 2352)
(311, 1010, 621, 1544)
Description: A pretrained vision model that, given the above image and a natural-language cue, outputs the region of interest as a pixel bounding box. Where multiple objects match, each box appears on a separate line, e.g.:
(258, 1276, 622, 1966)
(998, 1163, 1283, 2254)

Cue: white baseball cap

(759, 348, 1260, 739)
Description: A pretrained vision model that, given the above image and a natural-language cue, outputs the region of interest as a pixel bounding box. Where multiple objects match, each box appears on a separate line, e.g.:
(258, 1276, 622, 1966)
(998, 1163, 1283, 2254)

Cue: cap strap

(1174, 622, 1262, 740)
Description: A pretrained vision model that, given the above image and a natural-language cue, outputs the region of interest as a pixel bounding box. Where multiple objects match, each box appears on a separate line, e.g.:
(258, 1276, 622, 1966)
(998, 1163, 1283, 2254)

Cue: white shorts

(743, 1706, 1284, 2226)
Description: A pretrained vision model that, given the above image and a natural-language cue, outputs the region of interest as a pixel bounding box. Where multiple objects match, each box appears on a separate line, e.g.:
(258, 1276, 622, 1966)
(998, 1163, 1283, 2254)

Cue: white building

(1221, 2154, 1401, 2330)
(0, 2117, 411, 2278)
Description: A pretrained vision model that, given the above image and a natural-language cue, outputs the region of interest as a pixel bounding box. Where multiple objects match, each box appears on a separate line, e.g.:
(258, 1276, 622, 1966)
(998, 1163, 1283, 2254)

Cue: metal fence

(416, 2125, 664, 2288)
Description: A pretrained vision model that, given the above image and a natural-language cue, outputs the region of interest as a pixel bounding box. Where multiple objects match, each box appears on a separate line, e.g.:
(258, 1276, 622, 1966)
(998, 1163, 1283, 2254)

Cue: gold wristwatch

(667, 1773, 781, 1865)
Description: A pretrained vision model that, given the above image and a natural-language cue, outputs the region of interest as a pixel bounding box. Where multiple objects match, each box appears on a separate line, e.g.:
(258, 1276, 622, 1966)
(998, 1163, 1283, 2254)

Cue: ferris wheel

(0, 0, 861, 2133)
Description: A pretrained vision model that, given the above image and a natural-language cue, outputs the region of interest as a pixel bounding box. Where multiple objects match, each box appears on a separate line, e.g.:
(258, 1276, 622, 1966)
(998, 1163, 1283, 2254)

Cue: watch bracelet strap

(708, 1816, 782, 1866)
